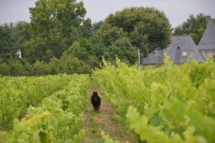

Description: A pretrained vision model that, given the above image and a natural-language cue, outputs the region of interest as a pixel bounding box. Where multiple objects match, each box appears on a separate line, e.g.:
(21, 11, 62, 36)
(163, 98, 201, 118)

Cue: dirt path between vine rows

(82, 87, 137, 143)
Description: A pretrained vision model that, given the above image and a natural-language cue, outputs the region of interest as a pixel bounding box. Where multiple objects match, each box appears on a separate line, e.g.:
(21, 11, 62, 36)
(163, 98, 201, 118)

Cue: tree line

(0, 0, 211, 76)
(0, 20, 104, 76)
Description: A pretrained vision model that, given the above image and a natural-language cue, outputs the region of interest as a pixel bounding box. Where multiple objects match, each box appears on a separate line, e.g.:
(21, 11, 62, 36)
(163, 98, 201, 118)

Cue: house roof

(198, 18, 215, 50)
(166, 36, 205, 63)
(142, 49, 164, 65)
(143, 35, 205, 65)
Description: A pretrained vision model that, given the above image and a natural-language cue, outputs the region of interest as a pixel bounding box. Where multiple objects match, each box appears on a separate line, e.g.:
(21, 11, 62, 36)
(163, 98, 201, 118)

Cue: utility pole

(138, 48, 140, 70)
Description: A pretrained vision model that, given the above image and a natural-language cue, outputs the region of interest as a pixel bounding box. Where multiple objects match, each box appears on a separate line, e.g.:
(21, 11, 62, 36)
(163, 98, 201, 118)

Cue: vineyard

(1, 56, 215, 143)
(92, 56, 215, 143)
(0, 74, 90, 142)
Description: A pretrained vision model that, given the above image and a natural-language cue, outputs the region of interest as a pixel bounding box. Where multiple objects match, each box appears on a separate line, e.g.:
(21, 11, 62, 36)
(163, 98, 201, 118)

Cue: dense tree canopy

(0, 23, 15, 62)
(28, 0, 88, 62)
(3, 2, 202, 76)
(107, 37, 137, 65)
(98, 7, 172, 57)
(92, 21, 103, 34)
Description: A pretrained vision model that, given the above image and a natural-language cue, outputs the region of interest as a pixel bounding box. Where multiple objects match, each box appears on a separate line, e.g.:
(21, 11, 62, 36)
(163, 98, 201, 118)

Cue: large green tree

(28, 0, 88, 62)
(173, 13, 208, 44)
(98, 7, 171, 57)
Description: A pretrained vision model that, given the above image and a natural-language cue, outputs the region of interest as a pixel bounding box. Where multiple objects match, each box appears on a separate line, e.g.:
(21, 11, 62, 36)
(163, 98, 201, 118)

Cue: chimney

(206, 14, 211, 24)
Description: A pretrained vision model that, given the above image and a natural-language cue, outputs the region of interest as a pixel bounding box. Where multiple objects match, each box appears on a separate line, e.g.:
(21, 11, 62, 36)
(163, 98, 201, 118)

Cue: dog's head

(95, 92, 98, 96)
(93, 91, 98, 96)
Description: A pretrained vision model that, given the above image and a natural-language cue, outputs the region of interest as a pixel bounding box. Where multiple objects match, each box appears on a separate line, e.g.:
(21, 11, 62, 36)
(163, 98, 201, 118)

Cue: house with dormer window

(143, 15, 215, 66)
(143, 35, 205, 65)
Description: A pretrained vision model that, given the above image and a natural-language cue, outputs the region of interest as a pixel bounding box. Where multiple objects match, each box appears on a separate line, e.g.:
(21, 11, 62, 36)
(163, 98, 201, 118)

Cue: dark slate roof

(143, 36, 205, 65)
(142, 49, 164, 65)
(198, 19, 215, 50)
(165, 36, 205, 63)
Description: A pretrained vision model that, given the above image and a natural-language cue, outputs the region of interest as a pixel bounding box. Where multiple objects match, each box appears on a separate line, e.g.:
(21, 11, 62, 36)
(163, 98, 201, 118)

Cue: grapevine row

(0, 74, 73, 130)
(0, 74, 90, 142)
(93, 57, 215, 143)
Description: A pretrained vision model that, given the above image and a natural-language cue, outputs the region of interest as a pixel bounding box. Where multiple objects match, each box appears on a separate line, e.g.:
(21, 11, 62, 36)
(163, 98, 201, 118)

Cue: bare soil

(82, 88, 138, 143)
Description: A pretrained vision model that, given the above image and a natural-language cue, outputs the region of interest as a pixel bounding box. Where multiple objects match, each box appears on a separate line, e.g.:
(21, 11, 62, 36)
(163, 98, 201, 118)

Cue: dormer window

(182, 51, 187, 56)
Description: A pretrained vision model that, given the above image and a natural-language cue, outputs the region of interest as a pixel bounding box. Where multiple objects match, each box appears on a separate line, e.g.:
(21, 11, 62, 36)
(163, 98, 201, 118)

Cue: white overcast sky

(0, 0, 214, 28)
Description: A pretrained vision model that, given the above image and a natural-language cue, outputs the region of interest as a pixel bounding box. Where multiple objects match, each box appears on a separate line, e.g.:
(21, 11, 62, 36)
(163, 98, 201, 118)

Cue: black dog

(91, 91, 101, 112)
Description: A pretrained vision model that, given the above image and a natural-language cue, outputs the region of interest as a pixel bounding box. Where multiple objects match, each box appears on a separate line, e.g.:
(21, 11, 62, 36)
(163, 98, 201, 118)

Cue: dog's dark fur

(91, 91, 101, 112)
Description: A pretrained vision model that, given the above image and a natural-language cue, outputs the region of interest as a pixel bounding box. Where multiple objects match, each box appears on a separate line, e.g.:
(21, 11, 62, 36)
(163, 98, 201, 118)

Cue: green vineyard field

(0, 74, 90, 143)
(1, 56, 215, 143)
(93, 56, 215, 143)
(0, 74, 73, 130)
